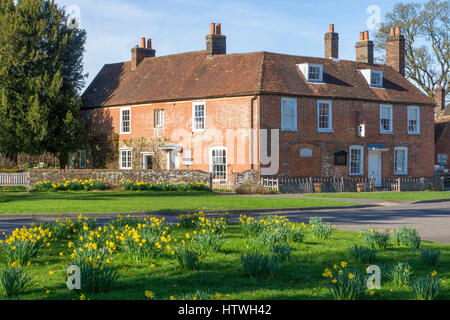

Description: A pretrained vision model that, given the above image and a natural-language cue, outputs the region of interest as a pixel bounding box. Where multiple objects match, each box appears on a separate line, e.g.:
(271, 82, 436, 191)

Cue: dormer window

(297, 63, 324, 83)
(360, 69, 383, 88)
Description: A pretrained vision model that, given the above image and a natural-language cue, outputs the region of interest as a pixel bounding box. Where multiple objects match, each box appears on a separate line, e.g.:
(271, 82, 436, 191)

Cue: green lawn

(0, 191, 356, 214)
(0, 218, 448, 300)
(307, 191, 450, 201)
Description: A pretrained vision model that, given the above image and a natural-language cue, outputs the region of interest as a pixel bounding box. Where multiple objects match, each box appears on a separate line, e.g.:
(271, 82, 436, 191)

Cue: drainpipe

(250, 95, 258, 170)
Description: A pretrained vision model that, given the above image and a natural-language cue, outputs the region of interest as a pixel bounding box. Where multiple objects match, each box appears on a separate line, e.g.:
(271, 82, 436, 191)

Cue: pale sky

(53, 0, 419, 91)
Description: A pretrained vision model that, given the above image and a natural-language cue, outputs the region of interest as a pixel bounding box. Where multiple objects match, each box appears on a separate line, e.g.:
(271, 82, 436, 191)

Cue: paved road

(1, 200, 449, 243)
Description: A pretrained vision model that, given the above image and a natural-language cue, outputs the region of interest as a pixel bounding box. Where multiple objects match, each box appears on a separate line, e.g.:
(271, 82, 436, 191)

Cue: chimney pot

(390, 28, 395, 36)
(364, 31, 369, 41)
(216, 23, 222, 35)
(147, 38, 152, 50)
(329, 24, 334, 33)
(206, 23, 226, 56)
(140, 37, 146, 48)
(395, 27, 401, 35)
(360, 32, 364, 41)
(210, 23, 216, 35)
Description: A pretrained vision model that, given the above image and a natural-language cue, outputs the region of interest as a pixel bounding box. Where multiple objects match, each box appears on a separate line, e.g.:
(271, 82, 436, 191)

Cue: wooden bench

(0, 172, 31, 192)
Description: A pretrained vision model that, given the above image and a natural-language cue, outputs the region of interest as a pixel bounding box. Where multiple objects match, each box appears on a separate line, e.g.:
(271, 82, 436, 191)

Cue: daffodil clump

(392, 226, 421, 250)
(360, 228, 392, 249)
(190, 215, 228, 253)
(1, 224, 52, 265)
(309, 217, 334, 240)
(410, 271, 444, 300)
(33, 179, 107, 192)
(120, 179, 209, 192)
(322, 262, 366, 300)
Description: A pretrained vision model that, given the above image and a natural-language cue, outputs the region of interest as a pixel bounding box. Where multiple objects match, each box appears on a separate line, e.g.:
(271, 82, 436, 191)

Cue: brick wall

(84, 96, 260, 181)
(29, 169, 210, 186)
(435, 118, 450, 170)
(260, 94, 435, 178)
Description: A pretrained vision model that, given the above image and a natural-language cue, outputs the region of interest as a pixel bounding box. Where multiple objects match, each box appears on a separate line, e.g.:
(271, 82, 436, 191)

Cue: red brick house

(435, 85, 449, 171)
(81, 24, 435, 187)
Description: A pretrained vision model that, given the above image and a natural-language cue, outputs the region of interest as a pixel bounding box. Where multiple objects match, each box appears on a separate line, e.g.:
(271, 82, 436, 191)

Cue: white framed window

(380, 104, 393, 134)
(210, 147, 227, 181)
(79, 150, 87, 169)
(154, 109, 164, 127)
(394, 147, 408, 175)
(193, 102, 205, 132)
(407, 106, 420, 134)
(370, 70, 383, 87)
(281, 97, 297, 131)
(317, 100, 333, 132)
(119, 148, 132, 170)
(349, 145, 364, 176)
(360, 69, 383, 88)
(297, 63, 324, 83)
(120, 107, 131, 134)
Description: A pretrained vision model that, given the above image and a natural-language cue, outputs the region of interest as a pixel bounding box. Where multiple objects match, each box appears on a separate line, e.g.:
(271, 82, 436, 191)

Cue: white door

(368, 152, 382, 187)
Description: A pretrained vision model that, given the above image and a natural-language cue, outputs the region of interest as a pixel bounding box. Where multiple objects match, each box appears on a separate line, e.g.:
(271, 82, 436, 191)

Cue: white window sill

(408, 132, 420, 135)
(380, 131, 393, 134)
(120, 168, 132, 170)
(120, 132, 131, 135)
(193, 129, 205, 133)
(370, 86, 384, 89)
(281, 128, 298, 132)
(394, 172, 408, 175)
(318, 129, 334, 133)
(307, 81, 326, 85)
(349, 173, 363, 176)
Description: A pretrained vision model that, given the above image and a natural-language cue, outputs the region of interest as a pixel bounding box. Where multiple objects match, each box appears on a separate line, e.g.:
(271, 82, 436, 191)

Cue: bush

(386, 262, 413, 287)
(174, 246, 202, 271)
(392, 226, 421, 250)
(410, 274, 442, 300)
(241, 250, 279, 277)
(121, 180, 209, 192)
(0, 267, 32, 300)
(236, 182, 272, 194)
(322, 265, 366, 300)
(419, 248, 441, 266)
(33, 179, 108, 192)
(360, 228, 390, 249)
(348, 245, 377, 264)
(0, 186, 28, 192)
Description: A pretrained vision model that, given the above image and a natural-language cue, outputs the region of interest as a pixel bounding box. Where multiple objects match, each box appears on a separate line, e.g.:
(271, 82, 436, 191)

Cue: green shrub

(174, 246, 202, 271)
(270, 242, 292, 262)
(386, 262, 413, 287)
(241, 250, 279, 277)
(360, 229, 390, 249)
(121, 180, 209, 192)
(0, 267, 32, 300)
(322, 267, 366, 300)
(419, 248, 440, 266)
(0, 186, 28, 193)
(348, 245, 377, 264)
(239, 216, 267, 237)
(410, 275, 442, 300)
(392, 226, 421, 250)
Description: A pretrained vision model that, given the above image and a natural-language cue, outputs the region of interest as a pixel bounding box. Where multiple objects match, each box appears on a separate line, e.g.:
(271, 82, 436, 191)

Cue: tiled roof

(82, 50, 434, 109)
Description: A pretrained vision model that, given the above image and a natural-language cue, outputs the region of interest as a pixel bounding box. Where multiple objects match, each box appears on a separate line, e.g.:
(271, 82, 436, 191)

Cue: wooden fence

(384, 177, 445, 192)
(266, 177, 375, 193)
(0, 172, 30, 191)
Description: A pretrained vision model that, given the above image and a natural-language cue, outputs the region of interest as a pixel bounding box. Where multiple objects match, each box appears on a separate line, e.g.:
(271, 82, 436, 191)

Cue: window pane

(319, 103, 330, 129)
(211, 148, 227, 180)
(194, 104, 205, 130)
(350, 148, 362, 175)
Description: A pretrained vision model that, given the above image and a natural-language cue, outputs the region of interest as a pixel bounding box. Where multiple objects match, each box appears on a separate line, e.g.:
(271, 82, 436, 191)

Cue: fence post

(27, 172, 31, 192)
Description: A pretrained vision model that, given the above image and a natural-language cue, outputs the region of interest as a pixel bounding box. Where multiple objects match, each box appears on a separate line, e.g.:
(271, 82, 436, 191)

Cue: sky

(53, 0, 421, 91)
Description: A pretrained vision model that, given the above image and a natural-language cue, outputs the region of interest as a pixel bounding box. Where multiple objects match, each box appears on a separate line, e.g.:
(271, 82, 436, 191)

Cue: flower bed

(0, 214, 448, 300)
(120, 179, 210, 192)
(33, 179, 108, 192)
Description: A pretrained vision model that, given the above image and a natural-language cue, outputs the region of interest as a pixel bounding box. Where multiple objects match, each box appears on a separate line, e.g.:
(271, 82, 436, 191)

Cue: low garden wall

(29, 169, 210, 186)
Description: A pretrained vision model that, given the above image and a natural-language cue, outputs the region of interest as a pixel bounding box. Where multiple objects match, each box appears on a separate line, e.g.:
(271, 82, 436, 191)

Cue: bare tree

(374, 0, 449, 101)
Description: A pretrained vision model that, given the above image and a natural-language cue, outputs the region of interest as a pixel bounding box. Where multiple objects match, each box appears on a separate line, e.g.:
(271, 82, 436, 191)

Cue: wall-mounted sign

(300, 148, 313, 158)
(438, 154, 448, 165)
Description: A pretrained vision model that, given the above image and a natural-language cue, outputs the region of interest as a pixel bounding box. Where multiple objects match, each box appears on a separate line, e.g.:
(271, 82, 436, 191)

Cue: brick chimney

(325, 24, 339, 59)
(434, 84, 446, 115)
(131, 37, 156, 71)
(206, 23, 226, 56)
(386, 27, 405, 76)
(355, 30, 374, 64)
